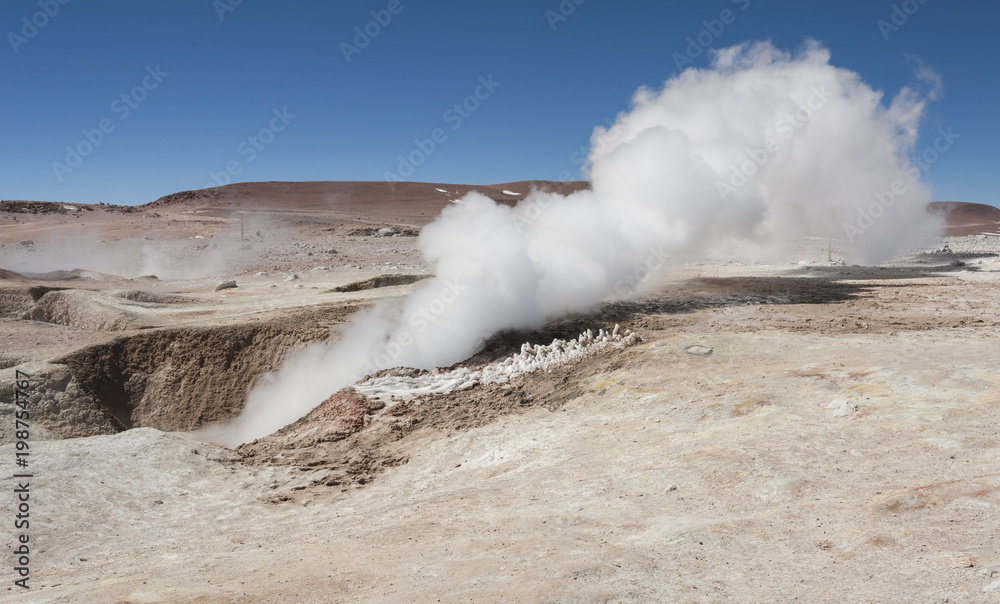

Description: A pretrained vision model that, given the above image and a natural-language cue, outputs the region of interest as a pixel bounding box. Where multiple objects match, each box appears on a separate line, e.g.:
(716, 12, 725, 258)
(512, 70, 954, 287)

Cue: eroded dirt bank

(0, 303, 362, 443)
(57, 304, 359, 432)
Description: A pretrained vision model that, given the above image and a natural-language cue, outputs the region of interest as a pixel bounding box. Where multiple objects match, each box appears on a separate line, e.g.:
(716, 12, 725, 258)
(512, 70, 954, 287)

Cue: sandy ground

(2, 186, 1000, 602)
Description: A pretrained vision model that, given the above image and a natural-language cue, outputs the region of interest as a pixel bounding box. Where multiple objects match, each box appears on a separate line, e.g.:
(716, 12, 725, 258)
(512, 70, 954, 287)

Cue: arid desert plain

(3, 181, 1000, 603)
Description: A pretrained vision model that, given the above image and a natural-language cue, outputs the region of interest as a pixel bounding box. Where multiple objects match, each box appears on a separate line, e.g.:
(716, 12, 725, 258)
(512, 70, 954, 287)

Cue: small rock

(684, 345, 714, 357)
(285, 274, 299, 282)
(214, 280, 238, 291)
(828, 398, 859, 416)
(377, 227, 397, 237)
(19, 240, 34, 247)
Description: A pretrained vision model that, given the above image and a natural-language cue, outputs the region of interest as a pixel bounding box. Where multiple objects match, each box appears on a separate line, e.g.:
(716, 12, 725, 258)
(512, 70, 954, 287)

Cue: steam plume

(210, 40, 944, 445)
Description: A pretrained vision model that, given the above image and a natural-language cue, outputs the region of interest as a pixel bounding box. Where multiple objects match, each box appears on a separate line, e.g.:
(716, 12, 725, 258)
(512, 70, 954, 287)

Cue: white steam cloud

(209, 40, 944, 445)
(0, 218, 257, 281)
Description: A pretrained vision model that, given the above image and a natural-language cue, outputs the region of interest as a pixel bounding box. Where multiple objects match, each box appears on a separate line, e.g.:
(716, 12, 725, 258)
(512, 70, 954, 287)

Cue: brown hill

(146, 185, 998, 236)
(144, 181, 592, 225)
(929, 201, 1000, 236)
(8, 184, 998, 236)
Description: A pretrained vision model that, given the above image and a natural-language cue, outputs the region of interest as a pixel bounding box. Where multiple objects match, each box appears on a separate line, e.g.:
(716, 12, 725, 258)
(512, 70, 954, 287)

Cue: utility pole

(828, 207, 835, 263)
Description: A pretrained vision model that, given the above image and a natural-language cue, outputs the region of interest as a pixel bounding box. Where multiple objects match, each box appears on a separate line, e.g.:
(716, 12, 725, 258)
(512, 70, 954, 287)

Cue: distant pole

(828, 207, 834, 263)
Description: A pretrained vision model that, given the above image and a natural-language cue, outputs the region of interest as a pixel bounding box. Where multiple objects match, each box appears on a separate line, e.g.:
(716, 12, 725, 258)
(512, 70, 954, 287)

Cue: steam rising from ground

(0, 215, 267, 280)
(2, 237, 236, 280)
(212, 41, 944, 445)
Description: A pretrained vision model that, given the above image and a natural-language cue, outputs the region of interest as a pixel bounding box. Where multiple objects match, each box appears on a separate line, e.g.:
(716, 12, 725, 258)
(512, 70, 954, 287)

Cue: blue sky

(1, 0, 997, 206)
